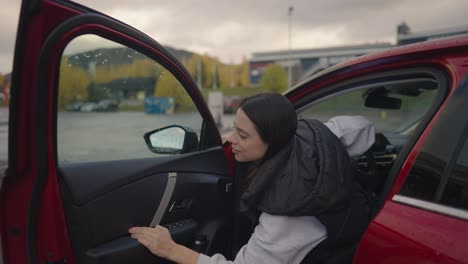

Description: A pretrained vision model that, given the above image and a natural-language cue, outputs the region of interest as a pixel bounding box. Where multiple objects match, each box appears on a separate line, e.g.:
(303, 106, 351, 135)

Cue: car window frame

(40, 14, 221, 160)
(292, 67, 449, 212)
(394, 75, 468, 220)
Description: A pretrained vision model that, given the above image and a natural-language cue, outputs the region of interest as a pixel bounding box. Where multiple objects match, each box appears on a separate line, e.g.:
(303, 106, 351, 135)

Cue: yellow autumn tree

(260, 64, 287, 93)
(182, 53, 251, 89)
(58, 58, 90, 109)
(184, 54, 200, 80)
(237, 57, 250, 87)
(201, 54, 215, 89)
(154, 71, 194, 111)
(94, 58, 162, 84)
(216, 63, 233, 89)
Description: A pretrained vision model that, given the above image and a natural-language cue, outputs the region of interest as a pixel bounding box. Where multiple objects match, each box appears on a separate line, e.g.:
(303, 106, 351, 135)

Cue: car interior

(297, 72, 444, 208)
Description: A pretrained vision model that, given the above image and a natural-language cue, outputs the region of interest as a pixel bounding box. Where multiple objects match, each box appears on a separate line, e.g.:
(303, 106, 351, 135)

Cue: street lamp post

(288, 6, 293, 89)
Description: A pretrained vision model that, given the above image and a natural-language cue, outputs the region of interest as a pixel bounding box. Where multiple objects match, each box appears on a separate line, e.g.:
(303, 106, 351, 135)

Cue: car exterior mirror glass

(146, 126, 186, 154)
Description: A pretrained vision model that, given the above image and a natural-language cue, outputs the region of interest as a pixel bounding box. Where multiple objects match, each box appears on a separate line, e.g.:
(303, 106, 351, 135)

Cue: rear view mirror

(144, 125, 198, 154)
(364, 87, 401, 109)
(365, 94, 401, 109)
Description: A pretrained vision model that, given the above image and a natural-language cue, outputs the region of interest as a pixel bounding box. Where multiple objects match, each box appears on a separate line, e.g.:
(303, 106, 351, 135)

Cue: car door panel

(60, 147, 232, 264)
(60, 148, 230, 206)
(85, 236, 169, 264)
(356, 201, 468, 263)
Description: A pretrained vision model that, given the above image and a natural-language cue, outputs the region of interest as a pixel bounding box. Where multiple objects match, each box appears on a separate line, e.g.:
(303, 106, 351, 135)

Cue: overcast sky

(1, 0, 467, 74)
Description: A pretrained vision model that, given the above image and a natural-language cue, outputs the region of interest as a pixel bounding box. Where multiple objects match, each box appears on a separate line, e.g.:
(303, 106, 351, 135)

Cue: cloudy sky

(1, 0, 467, 74)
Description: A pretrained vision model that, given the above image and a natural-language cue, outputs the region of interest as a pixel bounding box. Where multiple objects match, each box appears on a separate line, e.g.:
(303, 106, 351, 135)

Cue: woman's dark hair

(239, 92, 297, 161)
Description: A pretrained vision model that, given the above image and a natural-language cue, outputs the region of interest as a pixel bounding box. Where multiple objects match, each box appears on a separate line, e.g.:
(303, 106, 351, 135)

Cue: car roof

(291, 34, 468, 90)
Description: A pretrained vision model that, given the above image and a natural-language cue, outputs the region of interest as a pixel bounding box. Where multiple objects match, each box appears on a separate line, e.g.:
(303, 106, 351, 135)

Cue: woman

(129, 92, 373, 264)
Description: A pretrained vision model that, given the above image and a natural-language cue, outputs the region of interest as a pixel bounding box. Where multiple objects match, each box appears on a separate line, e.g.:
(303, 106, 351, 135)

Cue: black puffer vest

(239, 119, 371, 263)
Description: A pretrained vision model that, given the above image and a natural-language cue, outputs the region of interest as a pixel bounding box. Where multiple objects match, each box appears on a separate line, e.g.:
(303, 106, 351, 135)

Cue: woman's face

(226, 108, 268, 162)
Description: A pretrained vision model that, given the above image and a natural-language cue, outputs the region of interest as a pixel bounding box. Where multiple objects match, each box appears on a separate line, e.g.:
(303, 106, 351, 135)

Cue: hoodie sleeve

(198, 213, 326, 264)
(324, 115, 375, 157)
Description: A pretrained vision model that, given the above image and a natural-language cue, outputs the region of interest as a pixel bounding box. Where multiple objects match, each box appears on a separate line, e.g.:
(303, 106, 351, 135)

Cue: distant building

(249, 43, 391, 86)
(397, 23, 468, 46)
(250, 23, 468, 87)
(102, 77, 155, 100)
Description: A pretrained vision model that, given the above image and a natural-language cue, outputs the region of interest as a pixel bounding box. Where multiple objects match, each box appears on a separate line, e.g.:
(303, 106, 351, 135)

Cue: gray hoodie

(325, 115, 375, 158)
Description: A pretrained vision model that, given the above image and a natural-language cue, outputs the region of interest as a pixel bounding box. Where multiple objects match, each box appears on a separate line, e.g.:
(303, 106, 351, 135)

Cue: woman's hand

(129, 225, 200, 264)
(129, 225, 176, 259)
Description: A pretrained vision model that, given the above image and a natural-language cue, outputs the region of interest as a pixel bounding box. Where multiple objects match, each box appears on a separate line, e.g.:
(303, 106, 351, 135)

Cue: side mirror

(144, 125, 198, 154)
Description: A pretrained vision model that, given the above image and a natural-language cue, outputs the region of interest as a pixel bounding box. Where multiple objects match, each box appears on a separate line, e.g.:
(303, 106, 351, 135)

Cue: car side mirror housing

(144, 125, 198, 154)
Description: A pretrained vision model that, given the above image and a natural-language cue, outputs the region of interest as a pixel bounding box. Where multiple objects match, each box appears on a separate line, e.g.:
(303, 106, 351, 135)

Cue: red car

(1, 0, 468, 263)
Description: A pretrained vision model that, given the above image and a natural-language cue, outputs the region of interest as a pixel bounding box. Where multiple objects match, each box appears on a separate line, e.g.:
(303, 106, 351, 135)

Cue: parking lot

(0, 107, 402, 165)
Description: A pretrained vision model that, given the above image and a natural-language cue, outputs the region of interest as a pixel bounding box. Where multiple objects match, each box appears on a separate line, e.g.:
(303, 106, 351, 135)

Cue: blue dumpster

(145, 96, 174, 114)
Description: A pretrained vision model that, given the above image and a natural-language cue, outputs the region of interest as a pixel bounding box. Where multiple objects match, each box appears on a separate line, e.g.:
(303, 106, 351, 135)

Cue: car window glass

(400, 79, 468, 212)
(399, 139, 447, 201)
(440, 135, 468, 210)
(57, 34, 202, 164)
(401, 124, 468, 212)
(298, 77, 439, 196)
(298, 81, 437, 135)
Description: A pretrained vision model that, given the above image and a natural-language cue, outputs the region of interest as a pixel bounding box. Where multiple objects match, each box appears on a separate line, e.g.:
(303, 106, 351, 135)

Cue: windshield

(297, 79, 438, 135)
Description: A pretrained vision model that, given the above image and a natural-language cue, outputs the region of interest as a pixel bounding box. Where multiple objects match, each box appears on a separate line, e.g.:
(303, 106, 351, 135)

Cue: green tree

(260, 64, 287, 93)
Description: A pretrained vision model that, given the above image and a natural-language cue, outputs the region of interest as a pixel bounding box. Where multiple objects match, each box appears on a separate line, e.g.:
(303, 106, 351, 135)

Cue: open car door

(0, 0, 234, 263)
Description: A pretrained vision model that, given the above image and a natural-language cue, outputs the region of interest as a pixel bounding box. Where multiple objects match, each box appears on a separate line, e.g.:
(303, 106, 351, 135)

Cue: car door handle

(169, 198, 192, 212)
(150, 172, 177, 227)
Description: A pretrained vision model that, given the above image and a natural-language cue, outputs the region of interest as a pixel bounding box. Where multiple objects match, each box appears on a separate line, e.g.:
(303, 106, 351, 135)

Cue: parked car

(79, 102, 98, 112)
(95, 99, 119, 112)
(1, 1, 468, 264)
(223, 95, 242, 114)
(65, 101, 84, 111)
